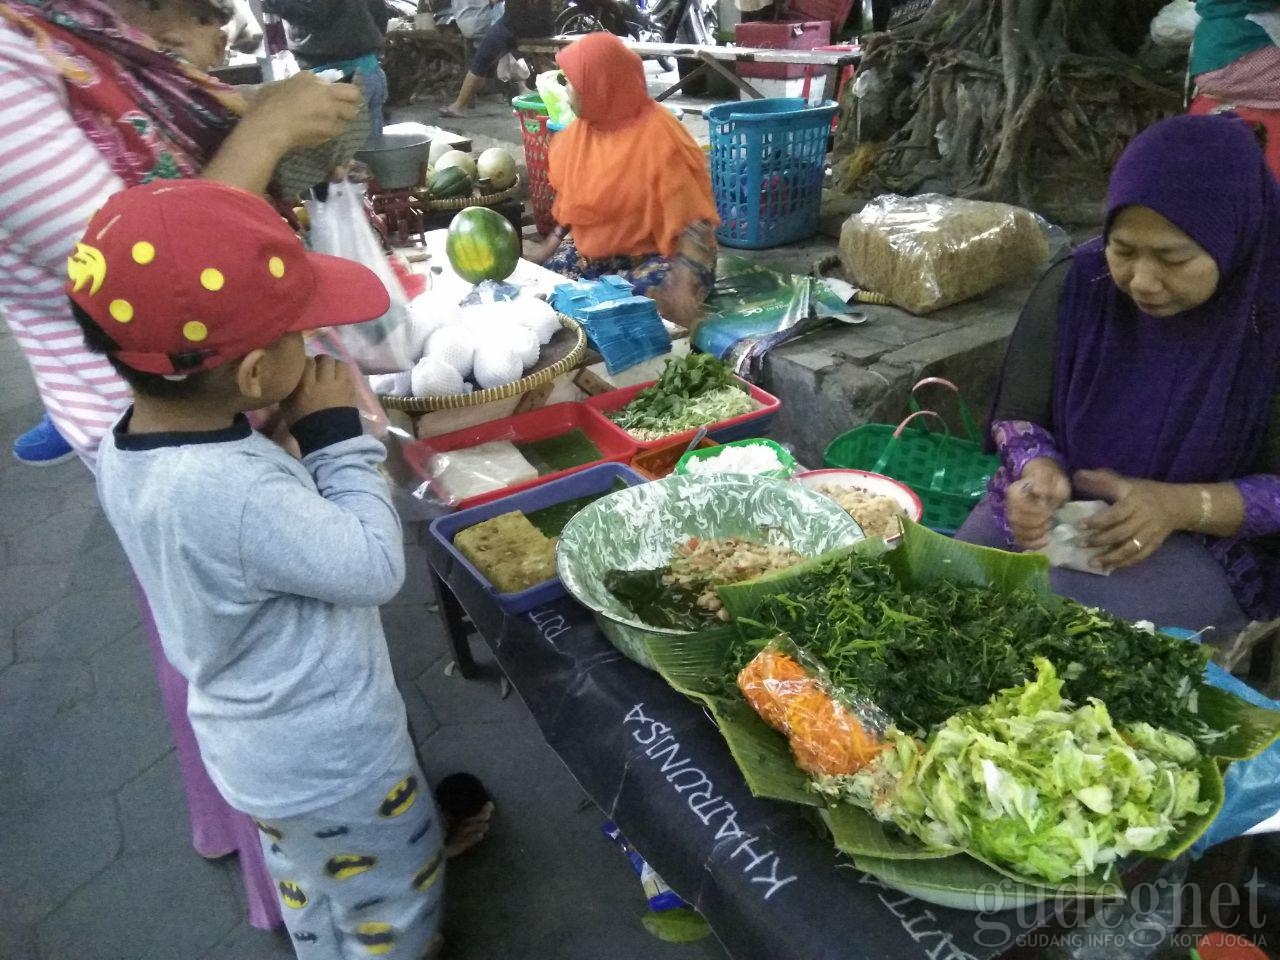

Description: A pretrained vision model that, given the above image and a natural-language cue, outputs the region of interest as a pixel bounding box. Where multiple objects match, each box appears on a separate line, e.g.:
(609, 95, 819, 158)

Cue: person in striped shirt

(1, 0, 361, 468)
(0, 0, 362, 933)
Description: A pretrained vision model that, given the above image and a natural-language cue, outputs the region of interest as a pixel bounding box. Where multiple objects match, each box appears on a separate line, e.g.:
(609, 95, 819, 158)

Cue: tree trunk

(834, 0, 1183, 225)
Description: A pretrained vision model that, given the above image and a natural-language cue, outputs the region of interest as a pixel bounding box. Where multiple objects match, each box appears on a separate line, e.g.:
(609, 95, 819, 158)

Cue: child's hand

(281, 356, 358, 425)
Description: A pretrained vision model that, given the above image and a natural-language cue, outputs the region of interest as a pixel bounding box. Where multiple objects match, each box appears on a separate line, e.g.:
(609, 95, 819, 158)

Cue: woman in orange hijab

(531, 31, 719, 327)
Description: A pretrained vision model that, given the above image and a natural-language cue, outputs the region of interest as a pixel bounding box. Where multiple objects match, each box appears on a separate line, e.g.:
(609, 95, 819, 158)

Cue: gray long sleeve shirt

(98, 408, 412, 820)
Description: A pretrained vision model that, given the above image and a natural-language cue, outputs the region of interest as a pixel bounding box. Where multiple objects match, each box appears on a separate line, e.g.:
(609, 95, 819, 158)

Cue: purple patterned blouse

(989, 419, 1280, 620)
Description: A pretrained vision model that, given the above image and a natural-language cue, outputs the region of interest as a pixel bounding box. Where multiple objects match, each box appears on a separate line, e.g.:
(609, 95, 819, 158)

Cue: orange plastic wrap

(738, 646, 886, 778)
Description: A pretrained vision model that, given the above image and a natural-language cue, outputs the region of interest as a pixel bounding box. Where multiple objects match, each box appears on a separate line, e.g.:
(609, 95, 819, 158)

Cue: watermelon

(428, 166, 473, 199)
(477, 148, 518, 190)
(446, 207, 520, 285)
(435, 150, 478, 179)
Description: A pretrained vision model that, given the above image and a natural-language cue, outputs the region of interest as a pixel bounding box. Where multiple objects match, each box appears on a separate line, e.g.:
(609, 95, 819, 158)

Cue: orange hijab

(549, 32, 717, 260)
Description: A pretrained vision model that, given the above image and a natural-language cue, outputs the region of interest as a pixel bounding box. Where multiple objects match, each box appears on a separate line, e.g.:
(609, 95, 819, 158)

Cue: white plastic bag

(1150, 0, 1200, 48)
(306, 181, 419, 373)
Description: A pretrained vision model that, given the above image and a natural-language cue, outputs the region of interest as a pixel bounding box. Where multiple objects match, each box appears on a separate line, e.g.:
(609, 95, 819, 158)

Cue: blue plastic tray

(429, 462, 648, 615)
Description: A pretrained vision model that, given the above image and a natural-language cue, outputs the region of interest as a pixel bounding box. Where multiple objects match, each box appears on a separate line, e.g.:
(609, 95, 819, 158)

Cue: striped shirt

(0, 21, 130, 469)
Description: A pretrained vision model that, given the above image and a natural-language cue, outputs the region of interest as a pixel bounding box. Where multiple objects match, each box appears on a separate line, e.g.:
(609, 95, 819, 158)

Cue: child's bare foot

(438, 104, 466, 118)
(445, 801, 493, 858)
(434, 773, 493, 858)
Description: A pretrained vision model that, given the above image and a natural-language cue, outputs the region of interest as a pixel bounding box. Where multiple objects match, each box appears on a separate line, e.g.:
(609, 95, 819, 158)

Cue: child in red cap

(70, 179, 448, 959)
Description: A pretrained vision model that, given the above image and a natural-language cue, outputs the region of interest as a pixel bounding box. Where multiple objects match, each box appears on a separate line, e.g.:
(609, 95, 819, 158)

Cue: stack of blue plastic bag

(551, 276, 670, 375)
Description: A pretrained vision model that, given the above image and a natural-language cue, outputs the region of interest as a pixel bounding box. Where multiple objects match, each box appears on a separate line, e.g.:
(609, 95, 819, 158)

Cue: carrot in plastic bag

(738, 646, 886, 778)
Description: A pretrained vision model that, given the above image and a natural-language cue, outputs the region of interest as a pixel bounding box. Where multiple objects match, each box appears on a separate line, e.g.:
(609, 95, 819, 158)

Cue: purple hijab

(1053, 114, 1280, 483)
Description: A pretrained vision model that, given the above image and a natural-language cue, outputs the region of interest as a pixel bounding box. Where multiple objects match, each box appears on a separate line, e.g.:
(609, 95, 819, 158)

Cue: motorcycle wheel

(556, 9, 607, 34)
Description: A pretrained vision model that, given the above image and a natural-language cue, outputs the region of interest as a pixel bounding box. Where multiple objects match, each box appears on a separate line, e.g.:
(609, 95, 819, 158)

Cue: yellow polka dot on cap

(200, 268, 224, 292)
(131, 242, 155, 266)
(268, 257, 286, 279)
(109, 299, 133, 324)
(183, 321, 209, 343)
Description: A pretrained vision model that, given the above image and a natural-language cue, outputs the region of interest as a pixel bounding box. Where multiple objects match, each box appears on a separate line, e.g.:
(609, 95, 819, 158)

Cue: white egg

(519, 298, 561, 345)
(427, 326, 478, 378)
(472, 341, 525, 389)
(409, 295, 460, 356)
(503, 323, 540, 370)
(369, 372, 413, 396)
(411, 356, 467, 396)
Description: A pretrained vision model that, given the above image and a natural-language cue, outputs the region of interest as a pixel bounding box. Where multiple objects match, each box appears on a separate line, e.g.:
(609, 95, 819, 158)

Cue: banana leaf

(1196, 685, 1280, 761)
(1150, 756, 1227, 860)
(822, 803, 954, 861)
(849, 853, 1122, 911)
(642, 518, 1280, 905)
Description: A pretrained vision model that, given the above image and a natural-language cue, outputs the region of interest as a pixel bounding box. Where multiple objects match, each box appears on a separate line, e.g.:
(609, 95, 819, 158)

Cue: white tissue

(1038, 500, 1111, 576)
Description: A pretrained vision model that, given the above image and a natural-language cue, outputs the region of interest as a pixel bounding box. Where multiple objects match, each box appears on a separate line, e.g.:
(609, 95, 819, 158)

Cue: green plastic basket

(823, 379, 998, 532)
(676, 438, 797, 482)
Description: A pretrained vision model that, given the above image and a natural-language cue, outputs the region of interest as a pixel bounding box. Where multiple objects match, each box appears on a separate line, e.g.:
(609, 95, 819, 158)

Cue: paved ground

(0, 183, 730, 960)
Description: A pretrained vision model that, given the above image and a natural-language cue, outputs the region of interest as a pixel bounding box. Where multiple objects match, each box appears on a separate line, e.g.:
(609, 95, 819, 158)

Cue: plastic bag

(737, 639, 889, 778)
(535, 70, 577, 128)
(691, 257, 850, 374)
(1192, 659, 1280, 854)
(400, 429, 532, 509)
(1150, 0, 1200, 48)
(306, 181, 419, 373)
(839, 194, 1055, 315)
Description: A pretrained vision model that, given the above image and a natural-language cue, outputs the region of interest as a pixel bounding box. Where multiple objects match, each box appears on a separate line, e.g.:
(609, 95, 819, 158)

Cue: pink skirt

(134, 580, 283, 931)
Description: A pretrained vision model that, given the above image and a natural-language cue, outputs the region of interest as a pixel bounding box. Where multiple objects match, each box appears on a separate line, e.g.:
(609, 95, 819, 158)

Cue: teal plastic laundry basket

(707, 97, 838, 249)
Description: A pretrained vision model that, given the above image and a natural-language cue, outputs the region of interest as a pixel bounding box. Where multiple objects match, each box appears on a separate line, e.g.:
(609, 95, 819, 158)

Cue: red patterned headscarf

(0, 0, 243, 187)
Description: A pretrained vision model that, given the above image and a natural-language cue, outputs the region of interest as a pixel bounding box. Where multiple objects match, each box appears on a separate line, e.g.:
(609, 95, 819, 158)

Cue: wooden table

(520, 37, 860, 103)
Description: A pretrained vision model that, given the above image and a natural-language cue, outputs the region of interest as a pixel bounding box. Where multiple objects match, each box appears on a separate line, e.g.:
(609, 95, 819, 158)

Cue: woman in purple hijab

(957, 113, 1280, 641)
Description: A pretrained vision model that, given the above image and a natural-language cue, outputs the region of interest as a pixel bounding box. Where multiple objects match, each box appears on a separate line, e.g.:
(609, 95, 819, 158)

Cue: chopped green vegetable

(734, 551, 1217, 743)
(610, 354, 755, 441)
(524, 480, 629, 538)
(828, 660, 1212, 883)
(603, 567, 711, 631)
(515, 430, 603, 475)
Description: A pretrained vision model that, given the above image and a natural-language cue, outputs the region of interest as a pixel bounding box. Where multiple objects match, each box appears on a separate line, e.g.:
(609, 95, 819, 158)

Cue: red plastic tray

(407, 402, 638, 510)
(584, 377, 782, 451)
(735, 21, 832, 79)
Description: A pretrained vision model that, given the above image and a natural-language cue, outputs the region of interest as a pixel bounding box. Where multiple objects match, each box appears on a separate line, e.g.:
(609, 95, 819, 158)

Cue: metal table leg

(430, 570, 478, 679)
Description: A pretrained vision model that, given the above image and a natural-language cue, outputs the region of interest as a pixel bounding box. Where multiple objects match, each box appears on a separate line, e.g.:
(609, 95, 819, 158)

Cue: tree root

(835, 0, 1183, 224)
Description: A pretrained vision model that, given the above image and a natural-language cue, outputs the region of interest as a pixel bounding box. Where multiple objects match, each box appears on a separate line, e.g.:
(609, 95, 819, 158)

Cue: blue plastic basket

(707, 98, 838, 250)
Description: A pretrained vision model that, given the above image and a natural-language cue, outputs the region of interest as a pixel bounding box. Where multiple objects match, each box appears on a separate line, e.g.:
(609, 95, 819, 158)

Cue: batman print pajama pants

(254, 761, 445, 959)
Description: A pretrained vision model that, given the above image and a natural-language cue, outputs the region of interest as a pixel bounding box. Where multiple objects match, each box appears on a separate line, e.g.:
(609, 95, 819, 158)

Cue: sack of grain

(839, 194, 1051, 315)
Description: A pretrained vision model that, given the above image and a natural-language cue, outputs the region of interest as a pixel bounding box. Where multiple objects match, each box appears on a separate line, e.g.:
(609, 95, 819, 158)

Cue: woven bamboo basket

(380, 314, 587, 413)
(416, 176, 521, 212)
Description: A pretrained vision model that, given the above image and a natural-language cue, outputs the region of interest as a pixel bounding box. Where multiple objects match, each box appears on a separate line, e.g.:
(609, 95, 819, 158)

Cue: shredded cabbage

(824, 659, 1212, 883)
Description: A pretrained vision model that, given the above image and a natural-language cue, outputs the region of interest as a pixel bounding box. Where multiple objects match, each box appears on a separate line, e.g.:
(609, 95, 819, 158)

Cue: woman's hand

(242, 72, 362, 153)
(525, 230, 564, 266)
(1075, 469, 1188, 570)
(650, 266, 704, 330)
(1006, 458, 1071, 550)
(203, 72, 362, 195)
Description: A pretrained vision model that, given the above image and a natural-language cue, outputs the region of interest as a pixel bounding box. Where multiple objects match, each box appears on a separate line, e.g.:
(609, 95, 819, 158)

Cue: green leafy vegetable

(734, 551, 1216, 743)
(610, 354, 755, 441)
(641, 908, 711, 943)
(829, 660, 1212, 884)
(603, 568, 712, 631)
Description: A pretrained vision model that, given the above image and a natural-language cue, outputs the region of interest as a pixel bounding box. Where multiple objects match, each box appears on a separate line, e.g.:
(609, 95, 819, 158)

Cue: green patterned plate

(556, 475, 864, 668)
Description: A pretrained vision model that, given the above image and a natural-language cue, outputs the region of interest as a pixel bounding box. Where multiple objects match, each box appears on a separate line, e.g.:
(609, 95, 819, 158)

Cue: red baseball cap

(67, 180, 390, 376)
